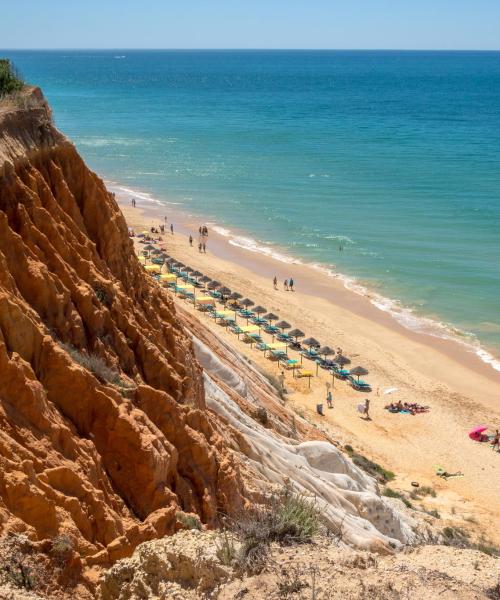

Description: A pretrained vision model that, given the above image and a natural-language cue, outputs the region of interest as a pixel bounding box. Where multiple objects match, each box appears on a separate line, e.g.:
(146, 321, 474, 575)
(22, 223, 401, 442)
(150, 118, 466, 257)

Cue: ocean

(4, 50, 500, 369)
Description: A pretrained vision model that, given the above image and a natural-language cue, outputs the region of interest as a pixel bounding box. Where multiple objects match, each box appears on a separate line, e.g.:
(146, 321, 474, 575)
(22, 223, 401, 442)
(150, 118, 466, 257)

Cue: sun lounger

(251, 317, 268, 326)
(348, 375, 372, 391)
(264, 325, 280, 334)
(280, 358, 299, 370)
(300, 349, 318, 360)
(297, 370, 314, 378)
(270, 350, 287, 360)
(332, 366, 350, 379)
(276, 333, 291, 342)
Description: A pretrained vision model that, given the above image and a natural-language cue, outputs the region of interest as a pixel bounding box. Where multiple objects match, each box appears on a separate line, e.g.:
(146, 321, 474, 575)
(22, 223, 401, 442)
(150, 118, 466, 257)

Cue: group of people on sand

(189, 225, 209, 253)
(385, 401, 430, 415)
(273, 276, 295, 291)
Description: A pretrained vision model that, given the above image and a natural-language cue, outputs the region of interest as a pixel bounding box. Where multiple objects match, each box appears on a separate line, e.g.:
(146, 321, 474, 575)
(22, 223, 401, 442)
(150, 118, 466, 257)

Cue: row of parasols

(139, 246, 370, 386)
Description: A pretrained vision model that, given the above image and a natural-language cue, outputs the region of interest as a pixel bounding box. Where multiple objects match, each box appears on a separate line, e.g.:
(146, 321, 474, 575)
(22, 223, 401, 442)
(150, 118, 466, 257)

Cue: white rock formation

(194, 335, 415, 551)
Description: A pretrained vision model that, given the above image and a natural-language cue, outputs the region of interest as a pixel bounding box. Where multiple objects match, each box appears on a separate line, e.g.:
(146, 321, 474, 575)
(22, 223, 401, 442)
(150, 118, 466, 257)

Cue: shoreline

(116, 184, 500, 538)
(110, 181, 500, 391)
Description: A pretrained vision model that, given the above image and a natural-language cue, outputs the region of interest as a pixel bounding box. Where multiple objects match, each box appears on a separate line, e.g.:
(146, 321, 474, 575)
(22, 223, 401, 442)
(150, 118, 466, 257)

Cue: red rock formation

(0, 88, 244, 568)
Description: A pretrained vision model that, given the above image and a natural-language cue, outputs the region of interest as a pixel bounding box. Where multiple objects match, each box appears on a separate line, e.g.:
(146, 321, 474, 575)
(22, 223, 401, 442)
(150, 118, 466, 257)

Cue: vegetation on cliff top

(0, 59, 24, 97)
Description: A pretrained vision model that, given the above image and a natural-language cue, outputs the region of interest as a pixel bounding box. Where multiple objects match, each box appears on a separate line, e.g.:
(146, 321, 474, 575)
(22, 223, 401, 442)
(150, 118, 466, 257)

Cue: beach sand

(119, 193, 500, 542)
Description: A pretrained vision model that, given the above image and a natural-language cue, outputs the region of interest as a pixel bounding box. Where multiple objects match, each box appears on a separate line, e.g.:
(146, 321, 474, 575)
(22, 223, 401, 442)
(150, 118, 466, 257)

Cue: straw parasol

(143, 244, 156, 252)
(264, 313, 279, 323)
(288, 328, 305, 340)
(151, 248, 162, 255)
(349, 366, 368, 381)
(218, 286, 231, 296)
(276, 320, 291, 331)
(319, 346, 335, 359)
(240, 298, 255, 308)
(191, 270, 203, 278)
(336, 355, 350, 367)
(200, 275, 211, 283)
(207, 280, 221, 290)
(252, 306, 267, 317)
(302, 337, 320, 348)
(229, 291, 243, 300)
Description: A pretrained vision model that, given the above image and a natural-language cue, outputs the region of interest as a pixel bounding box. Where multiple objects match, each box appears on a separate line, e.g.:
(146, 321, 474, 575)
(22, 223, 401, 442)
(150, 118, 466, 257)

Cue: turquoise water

(4, 50, 500, 367)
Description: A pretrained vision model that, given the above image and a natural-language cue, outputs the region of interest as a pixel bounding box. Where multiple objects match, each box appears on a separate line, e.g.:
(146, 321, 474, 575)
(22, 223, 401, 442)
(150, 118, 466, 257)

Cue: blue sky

(1, 0, 499, 50)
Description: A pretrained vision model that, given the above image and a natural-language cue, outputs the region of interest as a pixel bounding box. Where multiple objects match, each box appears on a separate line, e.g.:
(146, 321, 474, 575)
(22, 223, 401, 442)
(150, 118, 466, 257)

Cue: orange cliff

(0, 87, 246, 566)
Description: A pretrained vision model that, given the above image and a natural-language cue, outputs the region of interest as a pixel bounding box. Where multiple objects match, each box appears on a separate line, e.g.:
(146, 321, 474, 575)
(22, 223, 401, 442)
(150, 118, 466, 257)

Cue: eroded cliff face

(0, 88, 244, 567)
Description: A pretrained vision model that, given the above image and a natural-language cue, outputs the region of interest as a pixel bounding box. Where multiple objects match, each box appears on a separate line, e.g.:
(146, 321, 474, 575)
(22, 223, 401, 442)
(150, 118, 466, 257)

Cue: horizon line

(2, 47, 500, 52)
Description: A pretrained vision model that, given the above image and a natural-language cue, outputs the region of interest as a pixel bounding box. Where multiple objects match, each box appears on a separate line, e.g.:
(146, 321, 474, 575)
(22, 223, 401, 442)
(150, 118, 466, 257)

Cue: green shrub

(51, 534, 73, 566)
(410, 485, 436, 499)
(176, 512, 202, 531)
(227, 484, 320, 573)
(382, 487, 413, 509)
(345, 446, 395, 483)
(62, 344, 128, 387)
(215, 530, 237, 566)
(93, 285, 111, 306)
(0, 59, 23, 96)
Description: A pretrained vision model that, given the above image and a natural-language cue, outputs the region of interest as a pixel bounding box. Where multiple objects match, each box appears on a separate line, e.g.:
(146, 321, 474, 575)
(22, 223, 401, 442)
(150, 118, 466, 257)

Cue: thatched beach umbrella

(218, 287, 231, 303)
(302, 337, 320, 348)
(229, 291, 243, 301)
(252, 306, 267, 318)
(264, 313, 279, 323)
(191, 270, 203, 279)
(143, 244, 156, 252)
(207, 280, 221, 290)
(151, 248, 162, 255)
(240, 298, 254, 308)
(319, 346, 335, 359)
(276, 320, 291, 332)
(336, 355, 351, 368)
(350, 366, 368, 381)
(289, 328, 305, 340)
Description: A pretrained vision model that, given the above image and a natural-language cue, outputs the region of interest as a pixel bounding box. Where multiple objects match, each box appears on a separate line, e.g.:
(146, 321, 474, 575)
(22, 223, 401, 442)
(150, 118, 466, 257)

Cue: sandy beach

(118, 192, 500, 542)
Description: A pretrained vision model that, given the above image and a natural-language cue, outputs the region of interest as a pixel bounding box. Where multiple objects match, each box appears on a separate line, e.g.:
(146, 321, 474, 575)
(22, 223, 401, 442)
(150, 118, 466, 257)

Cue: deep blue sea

(4, 50, 500, 368)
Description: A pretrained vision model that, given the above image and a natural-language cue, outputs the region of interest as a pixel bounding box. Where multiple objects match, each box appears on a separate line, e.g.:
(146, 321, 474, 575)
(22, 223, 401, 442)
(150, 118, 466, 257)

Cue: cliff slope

(0, 88, 245, 570)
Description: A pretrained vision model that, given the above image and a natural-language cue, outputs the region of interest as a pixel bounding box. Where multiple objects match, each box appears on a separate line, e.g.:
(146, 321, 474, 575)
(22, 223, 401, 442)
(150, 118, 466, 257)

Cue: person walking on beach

(170, 224, 174, 235)
(363, 398, 370, 420)
(198, 242, 202, 253)
(202, 242, 206, 253)
(131, 198, 136, 207)
(289, 277, 294, 291)
(327, 389, 333, 409)
(189, 235, 193, 247)
(164, 216, 167, 224)
(492, 429, 500, 452)
(284, 279, 289, 291)
(273, 276, 278, 290)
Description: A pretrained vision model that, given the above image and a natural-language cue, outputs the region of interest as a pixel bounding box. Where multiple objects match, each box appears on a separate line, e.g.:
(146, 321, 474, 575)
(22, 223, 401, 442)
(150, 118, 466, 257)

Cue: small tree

(0, 59, 24, 96)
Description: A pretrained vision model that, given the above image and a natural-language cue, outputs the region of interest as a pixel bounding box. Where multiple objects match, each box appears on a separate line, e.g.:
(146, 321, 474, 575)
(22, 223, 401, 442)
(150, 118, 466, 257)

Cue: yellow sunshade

(267, 343, 287, 350)
(196, 296, 214, 303)
(160, 273, 177, 281)
(240, 325, 259, 333)
(177, 284, 195, 291)
(145, 265, 161, 272)
(217, 310, 235, 317)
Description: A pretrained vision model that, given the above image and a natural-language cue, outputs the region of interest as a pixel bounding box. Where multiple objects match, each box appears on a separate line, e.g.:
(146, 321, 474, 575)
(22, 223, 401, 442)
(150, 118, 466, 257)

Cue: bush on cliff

(217, 483, 320, 573)
(0, 59, 24, 96)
